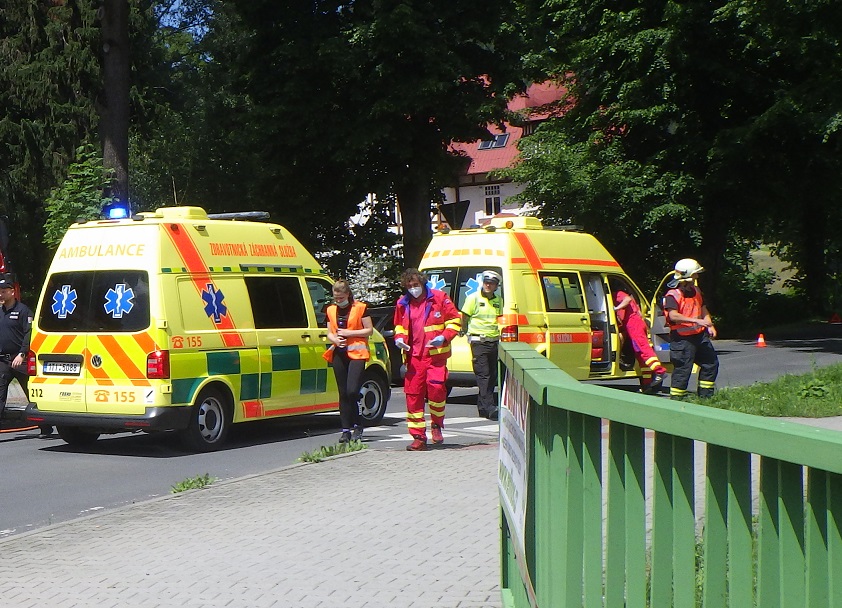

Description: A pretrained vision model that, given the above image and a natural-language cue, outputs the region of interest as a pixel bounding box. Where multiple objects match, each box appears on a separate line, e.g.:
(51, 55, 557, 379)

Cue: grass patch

(171, 473, 217, 493)
(298, 440, 367, 463)
(687, 363, 842, 417)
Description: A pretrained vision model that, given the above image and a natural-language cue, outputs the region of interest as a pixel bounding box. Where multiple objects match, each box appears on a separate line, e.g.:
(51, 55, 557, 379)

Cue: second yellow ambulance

(419, 216, 668, 385)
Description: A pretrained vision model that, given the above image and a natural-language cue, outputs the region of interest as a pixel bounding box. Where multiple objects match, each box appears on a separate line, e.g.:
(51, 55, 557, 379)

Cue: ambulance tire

(358, 370, 388, 426)
(181, 385, 232, 452)
(56, 426, 100, 447)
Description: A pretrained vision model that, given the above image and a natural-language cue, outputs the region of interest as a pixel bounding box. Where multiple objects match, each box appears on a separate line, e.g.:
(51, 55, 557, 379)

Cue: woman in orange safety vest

(323, 280, 373, 443)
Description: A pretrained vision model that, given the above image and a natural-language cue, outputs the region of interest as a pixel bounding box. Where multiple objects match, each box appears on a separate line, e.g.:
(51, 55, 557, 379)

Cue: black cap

(0, 274, 15, 289)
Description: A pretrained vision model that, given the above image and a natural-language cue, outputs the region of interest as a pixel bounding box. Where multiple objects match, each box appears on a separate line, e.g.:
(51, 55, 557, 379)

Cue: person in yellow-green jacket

(461, 270, 504, 420)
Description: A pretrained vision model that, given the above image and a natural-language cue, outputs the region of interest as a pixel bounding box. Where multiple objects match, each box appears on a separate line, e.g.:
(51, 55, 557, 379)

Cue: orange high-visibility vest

(664, 287, 706, 336)
(323, 301, 370, 362)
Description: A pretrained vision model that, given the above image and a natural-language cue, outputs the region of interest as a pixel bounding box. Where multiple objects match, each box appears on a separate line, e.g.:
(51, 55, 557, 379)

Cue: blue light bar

(102, 201, 131, 220)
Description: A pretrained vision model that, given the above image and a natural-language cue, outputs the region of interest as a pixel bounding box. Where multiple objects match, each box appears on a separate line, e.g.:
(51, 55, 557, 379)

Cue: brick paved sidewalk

(0, 445, 501, 608)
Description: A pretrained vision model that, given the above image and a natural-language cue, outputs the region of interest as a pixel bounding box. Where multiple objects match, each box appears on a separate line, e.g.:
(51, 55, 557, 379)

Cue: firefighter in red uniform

(393, 268, 461, 451)
(663, 258, 719, 398)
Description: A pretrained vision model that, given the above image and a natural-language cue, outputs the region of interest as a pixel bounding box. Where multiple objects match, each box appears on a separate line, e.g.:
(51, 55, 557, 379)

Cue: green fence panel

(498, 343, 842, 608)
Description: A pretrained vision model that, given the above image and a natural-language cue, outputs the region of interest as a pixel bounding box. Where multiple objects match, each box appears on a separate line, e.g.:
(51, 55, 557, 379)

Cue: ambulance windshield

(38, 270, 150, 332)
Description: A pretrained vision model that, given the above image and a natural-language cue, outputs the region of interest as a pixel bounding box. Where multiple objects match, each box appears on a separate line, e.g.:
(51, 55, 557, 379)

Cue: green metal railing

(499, 342, 842, 608)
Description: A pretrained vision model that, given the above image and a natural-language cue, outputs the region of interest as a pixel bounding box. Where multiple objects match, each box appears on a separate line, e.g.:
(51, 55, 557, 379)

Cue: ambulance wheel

(181, 386, 232, 452)
(359, 370, 388, 426)
(56, 426, 100, 446)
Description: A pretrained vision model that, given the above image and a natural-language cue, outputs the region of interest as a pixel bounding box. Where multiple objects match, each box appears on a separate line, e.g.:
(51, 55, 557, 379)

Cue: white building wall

(440, 181, 527, 227)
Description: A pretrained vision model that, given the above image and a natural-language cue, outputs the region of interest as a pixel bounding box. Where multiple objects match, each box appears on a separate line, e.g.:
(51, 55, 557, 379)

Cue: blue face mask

(336, 298, 351, 308)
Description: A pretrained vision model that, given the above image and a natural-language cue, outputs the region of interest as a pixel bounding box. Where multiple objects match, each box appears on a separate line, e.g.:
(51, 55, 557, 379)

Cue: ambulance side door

(649, 272, 676, 364)
(303, 277, 336, 409)
(538, 271, 591, 379)
(244, 276, 319, 415)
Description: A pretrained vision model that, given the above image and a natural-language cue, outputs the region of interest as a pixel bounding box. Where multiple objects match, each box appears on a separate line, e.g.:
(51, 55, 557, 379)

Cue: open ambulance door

(649, 271, 676, 365)
(538, 271, 591, 380)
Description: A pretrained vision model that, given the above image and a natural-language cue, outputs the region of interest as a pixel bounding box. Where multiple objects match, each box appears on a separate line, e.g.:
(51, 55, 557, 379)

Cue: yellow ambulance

(419, 216, 668, 385)
(25, 206, 391, 451)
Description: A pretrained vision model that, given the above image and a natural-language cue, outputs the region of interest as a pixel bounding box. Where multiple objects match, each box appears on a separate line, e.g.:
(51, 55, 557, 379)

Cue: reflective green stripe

(172, 377, 203, 405)
(271, 345, 301, 371)
(260, 372, 273, 398)
(301, 368, 328, 394)
(240, 373, 259, 400)
(207, 351, 241, 375)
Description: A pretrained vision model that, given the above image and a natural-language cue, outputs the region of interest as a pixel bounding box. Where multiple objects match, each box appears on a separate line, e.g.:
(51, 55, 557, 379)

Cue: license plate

(43, 362, 81, 375)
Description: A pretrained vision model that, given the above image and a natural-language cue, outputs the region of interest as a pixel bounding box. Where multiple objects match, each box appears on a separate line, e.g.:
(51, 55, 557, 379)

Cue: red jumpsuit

(393, 288, 461, 442)
(615, 291, 666, 388)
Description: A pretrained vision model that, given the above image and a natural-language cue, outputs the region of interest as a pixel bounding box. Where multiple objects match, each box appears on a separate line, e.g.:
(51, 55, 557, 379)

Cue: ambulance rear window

(39, 270, 150, 332)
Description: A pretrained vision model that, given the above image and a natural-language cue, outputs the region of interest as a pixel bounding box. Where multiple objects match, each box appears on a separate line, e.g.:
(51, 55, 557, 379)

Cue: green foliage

(690, 363, 842, 417)
(171, 473, 217, 493)
(298, 440, 367, 463)
(505, 0, 842, 316)
(225, 0, 530, 264)
(0, 0, 101, 293)
(43, 144, 114, 248)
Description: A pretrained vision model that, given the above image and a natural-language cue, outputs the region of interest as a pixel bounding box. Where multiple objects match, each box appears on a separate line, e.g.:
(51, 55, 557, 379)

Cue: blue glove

(426, 335, 445, 348)
(394, 337, 411, 352)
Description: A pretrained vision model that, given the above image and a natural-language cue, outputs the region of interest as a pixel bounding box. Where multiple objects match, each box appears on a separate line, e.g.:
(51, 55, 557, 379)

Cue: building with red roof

(437, 81, 568, 229)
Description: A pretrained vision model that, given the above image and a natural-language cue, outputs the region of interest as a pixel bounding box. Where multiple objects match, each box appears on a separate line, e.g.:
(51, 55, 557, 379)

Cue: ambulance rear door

(537, 271, 591, 379)
(37, 269, 154, 414)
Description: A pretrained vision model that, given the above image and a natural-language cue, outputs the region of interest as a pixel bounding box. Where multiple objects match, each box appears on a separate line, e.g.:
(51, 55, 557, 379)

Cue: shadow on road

(34, 413, 404, 458)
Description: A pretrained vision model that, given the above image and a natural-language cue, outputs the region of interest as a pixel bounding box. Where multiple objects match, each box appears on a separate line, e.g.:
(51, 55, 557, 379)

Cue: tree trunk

(395, 173, 433, 268)
(100, 0, 130, 204)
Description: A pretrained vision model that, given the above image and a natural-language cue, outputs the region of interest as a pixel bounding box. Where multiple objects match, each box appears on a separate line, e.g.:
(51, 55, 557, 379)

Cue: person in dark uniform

(0, 273, 51, 437)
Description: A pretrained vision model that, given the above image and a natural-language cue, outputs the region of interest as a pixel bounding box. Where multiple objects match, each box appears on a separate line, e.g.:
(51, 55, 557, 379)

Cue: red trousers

(404, 355, 447, 441)
(623, 315, 666, 386)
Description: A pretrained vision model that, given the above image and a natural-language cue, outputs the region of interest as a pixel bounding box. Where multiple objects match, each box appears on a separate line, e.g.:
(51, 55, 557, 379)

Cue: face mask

(408, 287, 424, 298)
(336, 299, 350, 308)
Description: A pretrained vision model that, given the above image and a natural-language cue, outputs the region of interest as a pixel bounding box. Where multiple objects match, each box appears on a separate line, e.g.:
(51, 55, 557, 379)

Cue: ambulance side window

(244, 277, 307, 329)
(305, 278, 333, 326)
(540, 273, 585, 312)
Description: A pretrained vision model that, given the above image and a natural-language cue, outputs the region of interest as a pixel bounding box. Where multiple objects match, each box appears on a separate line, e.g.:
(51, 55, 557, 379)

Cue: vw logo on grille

(91, 354, 103, 369)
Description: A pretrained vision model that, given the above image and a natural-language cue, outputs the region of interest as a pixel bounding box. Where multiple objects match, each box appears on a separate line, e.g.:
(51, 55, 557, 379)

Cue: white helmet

(673, 258, 704, 282)
(481, 270, 502, 284)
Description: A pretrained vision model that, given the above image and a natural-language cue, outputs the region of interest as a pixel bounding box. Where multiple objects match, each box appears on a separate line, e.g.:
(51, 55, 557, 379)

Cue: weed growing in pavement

(688, 363, 842, 417)
(298, 440, 367, 463)
(171, 473, 217, 493)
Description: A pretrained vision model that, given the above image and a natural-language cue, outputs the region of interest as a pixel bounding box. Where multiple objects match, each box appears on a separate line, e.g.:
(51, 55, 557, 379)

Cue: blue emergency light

(102, 200, 132, 219)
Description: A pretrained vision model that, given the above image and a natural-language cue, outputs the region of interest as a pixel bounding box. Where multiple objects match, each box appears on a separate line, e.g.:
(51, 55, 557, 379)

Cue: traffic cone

(756, 333, 767, 348)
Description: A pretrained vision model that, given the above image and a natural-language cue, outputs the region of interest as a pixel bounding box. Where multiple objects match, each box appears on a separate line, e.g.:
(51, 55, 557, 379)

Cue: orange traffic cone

(756, 334, 767, 348)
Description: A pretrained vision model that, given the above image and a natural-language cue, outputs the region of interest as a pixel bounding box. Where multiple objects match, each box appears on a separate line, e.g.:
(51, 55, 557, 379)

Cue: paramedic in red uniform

(393, 268, 461, 451)
(613, 288, 667, 394)
(663, 258, 719, 399)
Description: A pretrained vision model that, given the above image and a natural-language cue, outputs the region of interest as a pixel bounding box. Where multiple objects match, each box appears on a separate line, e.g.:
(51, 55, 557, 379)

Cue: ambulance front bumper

(25, 403, 192, 432)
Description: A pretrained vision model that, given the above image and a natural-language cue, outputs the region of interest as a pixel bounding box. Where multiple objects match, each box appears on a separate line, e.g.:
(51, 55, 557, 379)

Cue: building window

(477, 133, 510, 150)
(484, 186, 501, 216)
